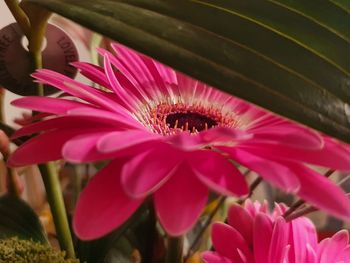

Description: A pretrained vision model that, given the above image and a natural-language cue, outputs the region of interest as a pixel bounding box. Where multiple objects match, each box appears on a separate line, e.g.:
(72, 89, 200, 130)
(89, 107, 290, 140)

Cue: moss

(0, 237, 79, 263)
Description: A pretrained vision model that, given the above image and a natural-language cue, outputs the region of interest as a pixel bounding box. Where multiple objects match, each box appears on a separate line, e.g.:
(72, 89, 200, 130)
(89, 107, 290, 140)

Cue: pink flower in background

(202, 200, 350, 263)
(8, 43, 350, 239)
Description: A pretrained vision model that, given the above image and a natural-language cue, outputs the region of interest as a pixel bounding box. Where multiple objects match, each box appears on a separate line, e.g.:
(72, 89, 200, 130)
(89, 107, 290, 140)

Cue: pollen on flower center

(166, 112, 217, 132)
(138, 101, 240, 135)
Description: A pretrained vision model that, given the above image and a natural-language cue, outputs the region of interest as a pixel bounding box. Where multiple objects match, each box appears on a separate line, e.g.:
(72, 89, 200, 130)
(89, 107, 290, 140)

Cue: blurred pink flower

(8, 43, 350, 239)
(202, 200, 350, 263)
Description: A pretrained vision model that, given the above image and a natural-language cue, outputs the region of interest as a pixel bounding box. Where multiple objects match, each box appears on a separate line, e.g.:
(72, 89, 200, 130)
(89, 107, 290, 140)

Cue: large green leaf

(0, 194, 48, 244)
(26, 0, 350, 142)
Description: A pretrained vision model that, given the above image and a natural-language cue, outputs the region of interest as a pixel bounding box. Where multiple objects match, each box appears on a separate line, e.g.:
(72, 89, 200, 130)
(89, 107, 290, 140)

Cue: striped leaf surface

(26, 0, 350, 142)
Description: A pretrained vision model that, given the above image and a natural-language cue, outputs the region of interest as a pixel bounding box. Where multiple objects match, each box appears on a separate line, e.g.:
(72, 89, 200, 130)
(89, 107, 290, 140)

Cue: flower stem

(29, 48, 44, 96)
(27, 25, 45, 96)
(285, 206, 317, 221)
(5, 0, 74, 258)
(166, 236, 184, 263)
(4, 0, 31, 37)
(238, 174, 262, 205)
(186, 196, 226, 260)
(283, 199, 305, 218)
(143, 202, 157, 263)
(283, 169, 335, 218)
(23, 7, 75, 258)
(39, 163, 75, 258)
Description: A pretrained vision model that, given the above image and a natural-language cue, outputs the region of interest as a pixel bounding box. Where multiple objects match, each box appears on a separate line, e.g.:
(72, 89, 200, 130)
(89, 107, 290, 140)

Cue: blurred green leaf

(103, 236, 135, 263)
(25, 0, 350, 142)
(0, 194, 48, 244)
(76, 204, 147, 263)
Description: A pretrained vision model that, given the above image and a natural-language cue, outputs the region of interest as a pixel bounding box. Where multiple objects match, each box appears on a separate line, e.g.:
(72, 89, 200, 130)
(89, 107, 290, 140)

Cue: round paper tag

(0, 23, 78, 96)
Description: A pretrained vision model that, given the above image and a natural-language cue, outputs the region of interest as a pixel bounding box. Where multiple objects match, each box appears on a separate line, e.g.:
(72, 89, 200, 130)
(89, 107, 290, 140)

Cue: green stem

(28, 29, 45, 96)
(144, 202, 157, 263)
(29, 49, 44, 96)
(5, 0, 74, 258)
(72, 165, 82, 208)
(27, 12, 75, 259)
(237, 175, 262, 205)
(283, 169, 335, 218)
(39, 163, 75, 258)
(166, 236, 184, 263)
(4, 0, 31, 37)
(186, 196, 226, 260)
(285, 206, 317, 221)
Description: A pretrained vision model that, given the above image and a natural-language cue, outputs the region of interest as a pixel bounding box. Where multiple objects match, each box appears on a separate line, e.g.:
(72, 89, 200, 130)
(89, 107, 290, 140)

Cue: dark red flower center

(166, 112, 217, 132)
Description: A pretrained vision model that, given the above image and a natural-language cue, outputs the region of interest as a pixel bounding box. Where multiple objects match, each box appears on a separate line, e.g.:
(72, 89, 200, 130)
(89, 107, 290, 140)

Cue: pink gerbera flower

(202, 200, 350, 263)
(8, 43, 350, 239)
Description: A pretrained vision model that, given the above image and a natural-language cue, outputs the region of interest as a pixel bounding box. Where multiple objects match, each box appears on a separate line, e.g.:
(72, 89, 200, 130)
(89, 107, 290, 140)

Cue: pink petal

(318, 230, 349, 263)
(246, 114, 283, 129)
(73, 160, 143, 240)
(304, 244, 317, 263)
(62, 131, 117, 163)
(237, 249, 249, 263)
(97, 48, 147, 100)
(197, 127, 252, 144)
(8, 129, 86, 166)
(121, 143, 183, 198)
(175, 72, 220, 104)
(139, 54, 173, 97)
(32, 70, 122, 113)
(114, 70, 147, 101)
(71, 62, 111, 88)
(97, 129, 160, 153)
(67, 107, 142, 129)
(68, 131, 157, 164)
(165, 132, 204, 151)
(11, 96, 92, 115)
(211, 222, 251, 262)
(288, 218, 317, 263)
(244, 199, 259, 218)
(14, 112, 50, 125)
(176, 71, 198, 96)
(166, 127, 251, 151)
(317, 238, 330, 262)
(103, 53, 140, 110)
(109, 43, 155, 86)
(227, 204, 253, 244)
(189, 150, 248, 197)
(273, 203, 289, 217)
(239, 137, 350, 171)
(253, 213, 273, 263)
(154, 163, 208, 236)
(268, 217, 289, 263)
(153, 60, 177, 85)
(243, 199, 269, 218)
(336, 245, 350, 263)
(102, 45, 156, 99)
(249, 124, 323, 150)
(222, 147, 300, 192)
(201, 252, 232, 263)
(281, 246, 291, 263)
(11, 115, 116, 139)
(287, 163, 350, 219)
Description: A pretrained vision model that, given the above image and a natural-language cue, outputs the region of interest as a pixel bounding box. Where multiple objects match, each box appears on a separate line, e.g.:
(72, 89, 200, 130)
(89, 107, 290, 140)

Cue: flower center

(136, 100, 240, 136)
(165, 112, 217, 132)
